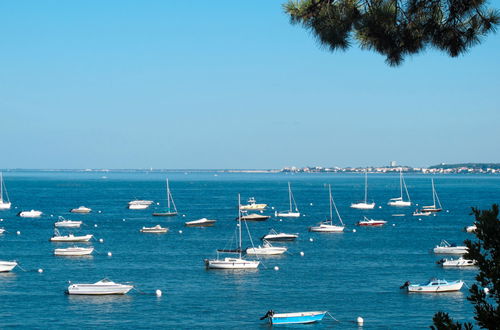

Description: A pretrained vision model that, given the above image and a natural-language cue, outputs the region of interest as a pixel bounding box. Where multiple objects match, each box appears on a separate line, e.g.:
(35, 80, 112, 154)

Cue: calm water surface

(0, 171, 498, 329)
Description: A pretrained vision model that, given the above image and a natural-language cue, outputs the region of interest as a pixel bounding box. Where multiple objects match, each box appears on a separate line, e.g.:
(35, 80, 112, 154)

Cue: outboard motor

(400, 281, 410, 289)
(260, 310, 274, 320)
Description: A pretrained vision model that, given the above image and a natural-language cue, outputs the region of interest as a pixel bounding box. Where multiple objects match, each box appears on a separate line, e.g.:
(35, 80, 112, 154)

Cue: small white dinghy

(246, 240, 287, 256)
(18, 210, 42, 218)
(140, 225, 168, 233)
(0, 261, 17, 272)
(128, 200, 153, 210)
(401, 278, 464, 293)
(185, 218, 216, 227)
(70, 206, 92, 213)
(54, 247, 94, 256)
(54, 217, 82, 228)
(437, 257, 476, 268)
(465, 225, 477, 233)
(66, 279, 133, 295)
(261, 229, 298, 241)
(50, 229, 93, 242)
(433, 240, 468, 254)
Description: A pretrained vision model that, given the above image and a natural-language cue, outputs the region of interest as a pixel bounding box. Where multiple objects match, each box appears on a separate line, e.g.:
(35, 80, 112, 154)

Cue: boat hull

(18, 210, 42, 218)
(205, 258, 259, 269)
(50, 235, 93, 242)
(185, 220, 216, 227)
(350, 203, 375, 209)
(0, 261, 17, 272)
(54, 248, 94, 256)
(276, 212, 300, 218)
(67, 284, 133, 295)
(270, 311, 327, 325)
(152, 212, 177, 217)
(262, 235, 298, 241)
(407, 281, 463, 293)
(70, 207, 91, 213)
(388, 200, 411, 207)
(245, 247, 287, 255)
(128, 204, 149, 210)
(357, 221, 386, 227)
(309, 224, 344, 232)
(54, 221, 82, 228)
(140, 228, 168, 233)
(0, 202, 11, 210)
(433, 247, 468, 254)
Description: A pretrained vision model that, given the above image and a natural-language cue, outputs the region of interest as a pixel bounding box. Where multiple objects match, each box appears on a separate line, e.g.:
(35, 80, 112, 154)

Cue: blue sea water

(0, 171, 498, 329)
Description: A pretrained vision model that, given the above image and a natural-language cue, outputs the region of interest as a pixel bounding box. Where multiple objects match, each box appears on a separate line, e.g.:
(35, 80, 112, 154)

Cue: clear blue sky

(1, 0, 499, 169)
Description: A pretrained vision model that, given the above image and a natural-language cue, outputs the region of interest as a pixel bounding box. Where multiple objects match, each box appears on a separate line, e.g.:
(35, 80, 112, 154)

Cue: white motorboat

(276, 182, 300, 217)
(54, 247, 94, 256)
(0, 261, 17, 272)
(0, 172, 11, 210)
(437, 257, 476, 268)
(66, 279, 133, 295)
(351, 170, 375, 209)
(402, 278, 464, 293)
(388, 169, 411, 207)
(185, 218, 216, 227)
(465, 225, 477, 233)
(261, 310, 327, 325)
(261, 229, 298, 241)
(54, 217, 82, 228)
(18, 210, 42, 218)
(246, 240, 287, 255)
(50, 230, 93, 242)
(0, 228, 5, 234)
(70, 206, 92, 213)
(140, 225, 168, 233)
(205, 194, 260, 270)
(152, 178, 178, 216)
(240, 197, 267, 211)
(421, 178, 443, 212)
(356, 216, 387, 227)
(433, 240, 468, 254)
(128, 200, 153, 210)
(309, 185, 345, 233)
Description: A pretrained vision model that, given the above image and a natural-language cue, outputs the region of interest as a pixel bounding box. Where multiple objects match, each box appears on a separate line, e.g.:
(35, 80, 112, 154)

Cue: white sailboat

(350, 170, 375, 209)
(205, 194, 260, 270)
(309, 185, 345, 232)
(276, 182, 300, 217)
(388, 169, 411, 207)
(0, 172, 11, 210)
(421, 178, 442, 213)
(152, 178, 178, 216)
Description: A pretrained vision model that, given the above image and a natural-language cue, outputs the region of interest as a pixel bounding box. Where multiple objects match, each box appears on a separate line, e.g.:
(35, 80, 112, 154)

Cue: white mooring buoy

(38, 268, 44, 273)
(309, 238, 314, 242)
(16, 231, 21, 235)
(156, 289, 162, 297)
(107, 252, 112, 257)
(300, 251, 304, 256)
(274, 266, 279, 271)
(352, 229, 356, 233)
(179, 230, 183, 234)
(94, 224, 98, 228)
(357, 316, 364, 326)
(484, 287, 490, 295)
(99, 238, 104, 243)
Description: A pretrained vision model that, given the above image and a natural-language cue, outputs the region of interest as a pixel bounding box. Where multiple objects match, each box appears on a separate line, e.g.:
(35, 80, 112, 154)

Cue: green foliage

(431, 205, 500, 329)
(430, 311, 473, 330)
(284, 0, 500, 66)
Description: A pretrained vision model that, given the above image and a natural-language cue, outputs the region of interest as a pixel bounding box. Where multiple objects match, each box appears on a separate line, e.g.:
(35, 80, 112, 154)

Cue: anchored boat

(18, 210, 42, 218)
(356, 216, 387, 227)
(437, 257, 476, 268)
(66, 279, 133, 295)
(128, 200, 153, 210)
(70, 206, 92, 213)
(152, 178, 178, 216)
(261, 229, 298, 241)
(240, 197, 267, 211)
(54, 217, 82, 228)
(276, 182, 300, 217)
(54, 247, 94, 256)
(401, 278, 464, 293)
(309, 185, 345, 233)
(50, 230, 93, 242)
(388, 169, 411, 207)
(0, 172, 11, 210)
(245, 240, 287, 256)
(421, 178, 443, 213)
(433, 240, 468, 254)
(260, 310, 327, 325)
(350, 170, 375, 209)
(185, 218, 216, 227)
(140, 225, 168, 233)
(0, 261, 17, 272)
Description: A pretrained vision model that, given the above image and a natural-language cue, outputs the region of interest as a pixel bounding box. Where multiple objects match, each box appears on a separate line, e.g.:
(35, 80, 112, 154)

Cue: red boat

(356, 216, 387, 227)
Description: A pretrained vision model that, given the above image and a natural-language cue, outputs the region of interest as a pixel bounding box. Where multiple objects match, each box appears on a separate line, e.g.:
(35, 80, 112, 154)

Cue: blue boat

(261, 310, 327, 325)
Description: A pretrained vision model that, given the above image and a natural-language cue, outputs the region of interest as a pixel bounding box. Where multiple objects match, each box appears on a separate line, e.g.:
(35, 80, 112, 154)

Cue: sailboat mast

(399, 169, 403, 199)
(431, 178, 436, 207)
(328, 185, 333, 221)
(166, 178, 171, 212)
(364, 170, 368, 203)
(288, 182, 292, 212)
(238, 193, 242, 259)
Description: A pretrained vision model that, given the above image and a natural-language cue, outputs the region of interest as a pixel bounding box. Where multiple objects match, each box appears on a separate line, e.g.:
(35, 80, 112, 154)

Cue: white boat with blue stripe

(261, 310, 327, 325)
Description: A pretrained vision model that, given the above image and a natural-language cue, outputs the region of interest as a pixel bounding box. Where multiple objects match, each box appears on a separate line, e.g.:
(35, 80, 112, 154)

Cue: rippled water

(0, 171, 498, 328)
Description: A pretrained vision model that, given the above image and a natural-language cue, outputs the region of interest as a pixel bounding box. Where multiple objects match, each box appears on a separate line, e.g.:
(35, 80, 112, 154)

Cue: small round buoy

(99, 238, 104, 243)
(419, 218, 422, 221)
(16, 231, 21, 235)
(38, 268, 43, 273)
(156, 289, 162, 297)
(123, 219, 126, 222)
(107, 252, 112, 257)
(98, 210, 102, 213)
(378, 206, 382, 209)
(182, 214, 186, 217)
(279, 219, 282, 222)
(352, 229, 356, 233)
(446, 210, 449, 213)
(309, 238, 314, 242)
(484, 288, 490, 295)
(300, 251, 304, 256)
(94, 224, 98, 228)
(156, 202, 160, 205)
(357, 316, 364, 326)
(274, 266, 279, 271)
(0, 218, 3, 221)
(309, 203, 313, 206)
(392, 224, 396, 227)
(50, 214, 54, 217)
(179, 230, 183, 234)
